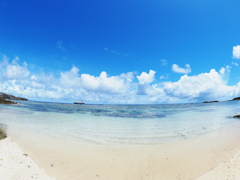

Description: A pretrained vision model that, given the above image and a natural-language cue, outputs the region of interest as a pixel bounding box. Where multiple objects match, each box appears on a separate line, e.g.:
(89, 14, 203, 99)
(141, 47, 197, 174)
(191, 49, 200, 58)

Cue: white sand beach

(196, 151, 240, 180)
(0, 137, 55, 180)
(1, 124, 240, 180)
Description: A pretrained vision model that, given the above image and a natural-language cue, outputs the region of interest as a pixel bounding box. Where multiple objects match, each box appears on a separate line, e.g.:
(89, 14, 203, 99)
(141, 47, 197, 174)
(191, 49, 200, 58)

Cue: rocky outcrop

(233, 115, 240, 118)
(0, 97, 16, 104)
(0, 92, 28, 101)
(231, 97, 240, 101)
(203, 100, 219, 103)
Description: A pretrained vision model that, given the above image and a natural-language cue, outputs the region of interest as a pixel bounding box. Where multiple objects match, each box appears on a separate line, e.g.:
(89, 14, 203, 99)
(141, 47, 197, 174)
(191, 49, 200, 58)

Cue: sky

(0, 0, 240, 104)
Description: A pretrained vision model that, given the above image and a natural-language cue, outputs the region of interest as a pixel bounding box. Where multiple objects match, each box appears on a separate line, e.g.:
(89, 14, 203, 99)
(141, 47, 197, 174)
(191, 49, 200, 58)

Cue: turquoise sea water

(0, 100, 240, 145)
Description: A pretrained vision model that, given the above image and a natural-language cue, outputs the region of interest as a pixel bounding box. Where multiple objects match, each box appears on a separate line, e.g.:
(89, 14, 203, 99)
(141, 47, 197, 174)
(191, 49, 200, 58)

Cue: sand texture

(5, 124, 240, 180)
(196, 150, 240, 180)
(1, 136, 240, 180)
(2, 124, 240, 180)
(0, 138, 55, 180)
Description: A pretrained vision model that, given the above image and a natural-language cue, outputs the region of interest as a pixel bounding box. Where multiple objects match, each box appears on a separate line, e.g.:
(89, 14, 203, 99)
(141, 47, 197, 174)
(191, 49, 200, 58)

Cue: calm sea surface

(0, 100, 240, 145)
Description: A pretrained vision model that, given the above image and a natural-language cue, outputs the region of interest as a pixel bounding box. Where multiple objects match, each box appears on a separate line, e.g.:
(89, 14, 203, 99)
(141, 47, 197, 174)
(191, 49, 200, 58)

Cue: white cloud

(136, 70, 156, 95)
(160, 59, 168, 66)
(172, 64, 191, 74)
(6, 65, 29, 79)
(1, 56, 29, 80)
(119, 72, 134, 83)
(164, 67, 236, 101)
(231, 61, 239, 67)
(233, 45, 240, 59)
(81, 71, 133, 94)
(160, 74, 169, 80)
(0, 55, 136, 103)
(136, 70, 155, 84)
(0, 54, 240, 104)
(58, 66, 81, 88)
(219, 65, 230, 76)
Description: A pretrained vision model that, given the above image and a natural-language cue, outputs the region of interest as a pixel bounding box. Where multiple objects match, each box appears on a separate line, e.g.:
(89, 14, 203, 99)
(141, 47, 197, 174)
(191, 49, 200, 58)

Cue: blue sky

(0, 0, 240, 104)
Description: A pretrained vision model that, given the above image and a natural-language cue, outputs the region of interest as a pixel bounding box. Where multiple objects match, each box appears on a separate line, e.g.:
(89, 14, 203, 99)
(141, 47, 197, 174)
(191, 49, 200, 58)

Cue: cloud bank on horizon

(0, 45, 239, 104)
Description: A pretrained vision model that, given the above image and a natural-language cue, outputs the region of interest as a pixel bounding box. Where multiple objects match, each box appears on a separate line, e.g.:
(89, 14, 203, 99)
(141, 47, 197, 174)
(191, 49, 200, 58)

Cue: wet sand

(4, 124, 240, 180)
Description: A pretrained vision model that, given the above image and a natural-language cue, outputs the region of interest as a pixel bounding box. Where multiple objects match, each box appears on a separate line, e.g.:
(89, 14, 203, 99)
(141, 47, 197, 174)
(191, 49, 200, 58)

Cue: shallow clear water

(1, 100, 240, 145)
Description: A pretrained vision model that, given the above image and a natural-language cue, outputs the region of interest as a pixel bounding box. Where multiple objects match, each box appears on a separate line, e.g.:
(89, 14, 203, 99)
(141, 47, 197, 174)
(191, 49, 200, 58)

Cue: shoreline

(3, 124, 240, 180)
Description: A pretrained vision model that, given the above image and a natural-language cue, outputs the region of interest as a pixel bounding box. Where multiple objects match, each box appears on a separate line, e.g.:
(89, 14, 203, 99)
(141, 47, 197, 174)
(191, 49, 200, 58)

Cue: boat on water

(74, 101, 85, 104)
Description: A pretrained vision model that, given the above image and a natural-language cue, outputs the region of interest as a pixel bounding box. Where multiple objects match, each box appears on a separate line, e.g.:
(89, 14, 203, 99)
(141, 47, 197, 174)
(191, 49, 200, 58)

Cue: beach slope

(196, 150, 240, 180)
(0, 138, 55, 180)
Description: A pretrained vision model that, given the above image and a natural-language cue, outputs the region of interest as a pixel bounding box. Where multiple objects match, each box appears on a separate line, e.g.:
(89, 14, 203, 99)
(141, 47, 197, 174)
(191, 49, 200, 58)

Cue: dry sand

(196, 150, 240, 180)
(2, 124, 240, 180)
(0, 137, 55, 180)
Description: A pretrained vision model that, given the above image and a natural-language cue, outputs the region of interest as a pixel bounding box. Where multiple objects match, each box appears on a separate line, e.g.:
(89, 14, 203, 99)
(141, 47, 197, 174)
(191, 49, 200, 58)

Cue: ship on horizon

(74, 101, 85, 104)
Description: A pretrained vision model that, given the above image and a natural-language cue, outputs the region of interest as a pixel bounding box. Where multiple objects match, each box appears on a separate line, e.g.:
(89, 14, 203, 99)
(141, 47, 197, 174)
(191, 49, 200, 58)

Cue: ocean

(1, 100, 240, 146)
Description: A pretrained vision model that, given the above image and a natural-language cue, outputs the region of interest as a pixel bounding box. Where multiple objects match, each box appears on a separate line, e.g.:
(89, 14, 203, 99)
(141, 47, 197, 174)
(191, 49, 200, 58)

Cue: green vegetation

(0, 126, 7, 140)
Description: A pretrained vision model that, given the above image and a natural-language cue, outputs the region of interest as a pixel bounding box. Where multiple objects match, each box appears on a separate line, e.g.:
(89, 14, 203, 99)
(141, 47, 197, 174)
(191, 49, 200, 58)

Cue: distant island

(230, 97, 240, 101)
(230, 97, 240, 118)
(203, 97, 240, 104)
(203, 100, 219, 103)
(0, 92, 28, 104)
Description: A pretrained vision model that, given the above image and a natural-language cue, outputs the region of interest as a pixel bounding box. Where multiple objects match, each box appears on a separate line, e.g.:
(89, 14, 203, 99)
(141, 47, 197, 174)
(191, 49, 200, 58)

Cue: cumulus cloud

(1, 56, 29, 80)
(58, 66, 81, 88)
(81, 71, 133, 94)
(136, 70, 155, 84)
(233, 45, 240, 59)
(0, 54, 240, 104)
(136, 70, 156, 95)
(0, 54, 137, 103)
(164, 66, 236, 101)
(172, 64, 191, 74)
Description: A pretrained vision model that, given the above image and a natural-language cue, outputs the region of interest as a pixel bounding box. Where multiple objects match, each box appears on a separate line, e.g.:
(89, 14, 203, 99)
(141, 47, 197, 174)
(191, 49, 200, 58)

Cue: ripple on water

(1, 100, 240, 146)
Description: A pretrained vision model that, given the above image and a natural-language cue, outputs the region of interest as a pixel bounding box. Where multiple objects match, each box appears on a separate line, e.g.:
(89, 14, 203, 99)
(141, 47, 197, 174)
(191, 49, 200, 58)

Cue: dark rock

(231, 97, 240, 101)
(233, 115, 240, 118)
(0, 97, 16, 104)
(203, 101, 219, 103)
(0, 92, 28, 101)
